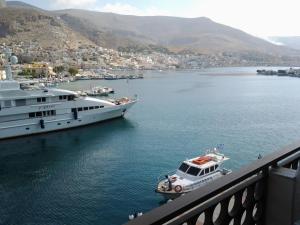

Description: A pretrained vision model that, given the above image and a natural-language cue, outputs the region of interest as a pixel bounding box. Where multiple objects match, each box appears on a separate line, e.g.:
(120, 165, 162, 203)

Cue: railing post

(265, 162, 300, 225)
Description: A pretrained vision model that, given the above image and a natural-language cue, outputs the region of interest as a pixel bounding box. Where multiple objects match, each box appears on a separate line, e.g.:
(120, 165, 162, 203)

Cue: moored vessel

(0, 48, 137, 140)
(155, 146, 231, 199)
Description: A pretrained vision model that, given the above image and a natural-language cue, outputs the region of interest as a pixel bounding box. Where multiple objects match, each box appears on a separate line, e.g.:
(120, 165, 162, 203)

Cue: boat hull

(155, 189, 187, 200)
(0, 101, 135, 140)
(156, 170, 232, 200)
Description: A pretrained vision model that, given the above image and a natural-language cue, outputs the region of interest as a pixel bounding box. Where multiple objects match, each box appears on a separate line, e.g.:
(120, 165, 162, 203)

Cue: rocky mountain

(54, 9, 300, 56)
(6, 0, 43, 11)
(0, 5, 94, 49)
(2, 1, 300, 65)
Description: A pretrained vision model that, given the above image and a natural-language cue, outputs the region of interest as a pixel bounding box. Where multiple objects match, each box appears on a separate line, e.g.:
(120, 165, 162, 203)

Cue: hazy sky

(7, 0, 300, 38)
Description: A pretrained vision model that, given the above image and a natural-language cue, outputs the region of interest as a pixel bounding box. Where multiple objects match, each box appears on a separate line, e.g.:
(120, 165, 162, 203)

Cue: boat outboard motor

(40, 119, 45, 129)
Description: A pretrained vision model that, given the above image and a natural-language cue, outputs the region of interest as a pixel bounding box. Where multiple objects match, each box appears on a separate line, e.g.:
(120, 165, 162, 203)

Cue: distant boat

(103, 87, 115, 94)
(90, 75, 104, 80)
(104, 74, 118, 80)
(85, 86, 114, 96)
(75, 74, 91, 80)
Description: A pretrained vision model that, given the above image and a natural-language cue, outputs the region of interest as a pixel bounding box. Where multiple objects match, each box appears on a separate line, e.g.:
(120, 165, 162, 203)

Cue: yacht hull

(0, 101, 135, 140)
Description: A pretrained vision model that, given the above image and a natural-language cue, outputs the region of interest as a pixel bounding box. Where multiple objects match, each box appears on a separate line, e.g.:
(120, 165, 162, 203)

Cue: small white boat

(75, 74, 91, 80)
(155, 146, 231, 199)
(104, 74, 118, 80)
(103, 87, 115, 94)
(85, 86, 114, 96)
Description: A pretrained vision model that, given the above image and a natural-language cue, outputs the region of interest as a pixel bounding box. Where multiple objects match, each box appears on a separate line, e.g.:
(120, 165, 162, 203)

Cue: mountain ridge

(0, 6, 94, 50)
(55, 8, 290, 54)
(6, 0, 43, 11)
(2, 0, 300, 67)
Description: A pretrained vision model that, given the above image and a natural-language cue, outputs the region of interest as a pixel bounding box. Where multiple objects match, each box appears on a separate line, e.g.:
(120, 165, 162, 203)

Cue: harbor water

(2, 68, 300, 224)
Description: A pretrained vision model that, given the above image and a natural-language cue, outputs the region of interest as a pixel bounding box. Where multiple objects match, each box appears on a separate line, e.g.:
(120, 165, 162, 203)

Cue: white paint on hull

(0, 102, 135, 139)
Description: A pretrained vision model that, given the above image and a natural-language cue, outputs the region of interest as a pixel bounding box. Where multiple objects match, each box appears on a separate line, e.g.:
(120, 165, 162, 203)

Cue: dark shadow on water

(0, 118, 136, 183)
(0, 118, 135, 157)
(0, 118, 137, 225)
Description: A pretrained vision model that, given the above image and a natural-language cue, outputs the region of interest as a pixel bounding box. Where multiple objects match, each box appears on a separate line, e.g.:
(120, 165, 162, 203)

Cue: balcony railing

(125, 141, 300, 225)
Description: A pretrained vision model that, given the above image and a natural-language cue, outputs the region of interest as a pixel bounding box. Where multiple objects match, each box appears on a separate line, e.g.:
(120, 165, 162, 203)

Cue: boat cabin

(178, 161, 219, 177)
(177, 153, 228, 177)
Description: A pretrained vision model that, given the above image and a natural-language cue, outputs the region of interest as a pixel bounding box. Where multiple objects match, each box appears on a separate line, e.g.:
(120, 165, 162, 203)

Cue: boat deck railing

(125, 141, 300, 225)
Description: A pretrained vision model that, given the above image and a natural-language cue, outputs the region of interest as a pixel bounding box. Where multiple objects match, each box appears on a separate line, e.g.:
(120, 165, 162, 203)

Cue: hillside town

(2, 40, 300, 81)
(0, 41, 179, 79)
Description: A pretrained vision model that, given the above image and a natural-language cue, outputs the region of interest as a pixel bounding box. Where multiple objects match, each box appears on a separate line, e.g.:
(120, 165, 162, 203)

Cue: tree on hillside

(54, 65, 65, 74)
(68, 67, 78, 76)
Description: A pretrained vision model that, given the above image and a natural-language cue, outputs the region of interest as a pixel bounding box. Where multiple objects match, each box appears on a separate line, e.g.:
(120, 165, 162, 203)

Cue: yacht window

(4, 100, 11, 108)
(51, 110, 56, 116)
(47, 111, 51, 116)
(187, 166, 200, 176)
(205, 168, 209, 174)
(100, 106, 104, 108)
(78, 107, 83, 112)
(15, 99, 26, 106)
(59, 96, 63, 100)
(29, 112, 35, 118)
(43, 111, 47, 116)
(210, 166, 215, 173)
(95, 106, 100, 109)
(215, 165, 219, 170)
(178, 163, 189, 172)
(36, 112, 42, 117)
(63, 96, 67, 100)
(71, 108, 76, 112)
(37, 98, 46, 103)
(68, 95, 75, 101)
(89, 106, 94, 110)
(199, 170, 204, 176)
(84, 107, 88, 111)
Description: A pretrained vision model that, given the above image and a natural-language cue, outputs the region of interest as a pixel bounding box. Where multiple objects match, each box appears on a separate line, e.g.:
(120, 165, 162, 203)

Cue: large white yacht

(0, 49, 136, 140)
(156, 146, 231, 199)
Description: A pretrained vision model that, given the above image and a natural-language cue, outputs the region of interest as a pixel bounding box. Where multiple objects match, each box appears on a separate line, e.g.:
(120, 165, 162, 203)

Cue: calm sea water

(2, 68, 300, 225)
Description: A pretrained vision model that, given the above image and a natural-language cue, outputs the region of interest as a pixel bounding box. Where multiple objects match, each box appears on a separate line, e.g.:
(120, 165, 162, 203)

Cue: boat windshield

(186, 166, 201, 176)
(178, 163, 189, 172)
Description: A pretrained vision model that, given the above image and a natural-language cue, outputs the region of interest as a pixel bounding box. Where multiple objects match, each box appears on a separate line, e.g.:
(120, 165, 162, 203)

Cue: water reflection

(0, 118, 136, 225)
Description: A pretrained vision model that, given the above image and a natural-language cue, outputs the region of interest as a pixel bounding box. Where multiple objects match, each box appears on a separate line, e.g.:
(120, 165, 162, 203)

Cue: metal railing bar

(277, 152, 300, 167)
(164, 173, 264, 225)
